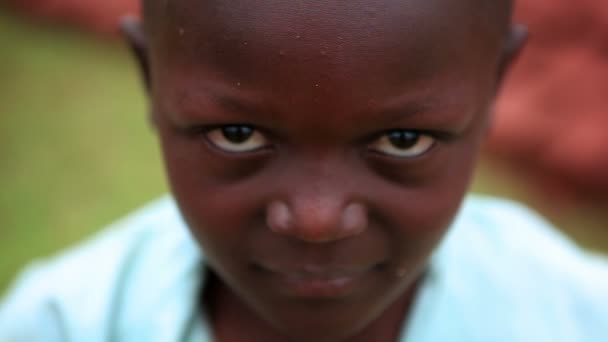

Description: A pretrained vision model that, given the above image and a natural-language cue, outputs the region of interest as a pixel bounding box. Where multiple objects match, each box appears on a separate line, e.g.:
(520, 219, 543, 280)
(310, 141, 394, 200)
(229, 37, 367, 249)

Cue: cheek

(167, 161, 261, 247)
(156, 129, 261, 250)
(166, 160, 262, 281)
(404, 150, 477, 233)
(375, 147, 479, 267)
(374, 187, 464, 277)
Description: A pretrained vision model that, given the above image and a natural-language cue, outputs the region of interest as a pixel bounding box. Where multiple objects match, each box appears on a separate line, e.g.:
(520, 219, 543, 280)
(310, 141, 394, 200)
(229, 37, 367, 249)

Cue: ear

(121, 16, 151, 92)
(496, 23, 528, 84)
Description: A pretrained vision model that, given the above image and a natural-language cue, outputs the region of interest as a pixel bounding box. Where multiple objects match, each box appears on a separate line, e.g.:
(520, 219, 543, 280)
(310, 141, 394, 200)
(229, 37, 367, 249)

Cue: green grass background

(1, 11, 606, 293)
(0, 12, 166, 291)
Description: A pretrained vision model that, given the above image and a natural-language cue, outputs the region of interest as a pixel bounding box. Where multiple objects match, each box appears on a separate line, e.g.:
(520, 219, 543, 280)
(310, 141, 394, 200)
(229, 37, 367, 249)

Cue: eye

(369, 130, 436, 158)
(204, 125, 270, 153)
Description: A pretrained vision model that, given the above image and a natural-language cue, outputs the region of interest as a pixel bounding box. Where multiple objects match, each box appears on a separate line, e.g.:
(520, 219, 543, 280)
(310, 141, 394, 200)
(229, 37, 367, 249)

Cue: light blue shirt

(1, 195, 607, 341)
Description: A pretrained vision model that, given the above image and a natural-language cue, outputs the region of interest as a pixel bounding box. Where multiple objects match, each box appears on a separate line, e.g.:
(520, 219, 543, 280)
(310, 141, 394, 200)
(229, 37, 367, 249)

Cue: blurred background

(0, 0, 607, 293)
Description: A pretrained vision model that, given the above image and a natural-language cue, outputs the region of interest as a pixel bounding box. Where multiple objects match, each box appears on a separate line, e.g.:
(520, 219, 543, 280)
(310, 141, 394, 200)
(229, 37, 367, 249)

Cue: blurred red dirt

(490, 0, 608, 203)
(4, 0, 139, 35)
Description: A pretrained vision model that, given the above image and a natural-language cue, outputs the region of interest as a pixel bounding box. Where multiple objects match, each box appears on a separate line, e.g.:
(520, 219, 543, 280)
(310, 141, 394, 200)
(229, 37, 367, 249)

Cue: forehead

(153, 0, 500, 77)
(149, 0, 503, 128)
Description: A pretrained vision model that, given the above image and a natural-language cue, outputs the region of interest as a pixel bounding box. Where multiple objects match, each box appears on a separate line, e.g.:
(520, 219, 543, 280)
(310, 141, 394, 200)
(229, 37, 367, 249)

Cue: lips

(254, 262, 376, 298)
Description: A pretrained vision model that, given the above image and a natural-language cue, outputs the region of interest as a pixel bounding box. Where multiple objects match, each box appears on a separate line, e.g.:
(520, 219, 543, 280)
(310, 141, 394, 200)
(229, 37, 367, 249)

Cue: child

(1, 1, 606, 341)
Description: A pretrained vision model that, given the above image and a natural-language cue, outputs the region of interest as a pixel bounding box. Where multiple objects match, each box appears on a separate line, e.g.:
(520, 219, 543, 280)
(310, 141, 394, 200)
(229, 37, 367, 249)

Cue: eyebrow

(215, 94, 271, 119)
(371, 93, 446, 126)
(376, 101, 435, 123)
(173, 84, 275, 123)
(374, 95, 475, 132)
(174, 83, 473, 133)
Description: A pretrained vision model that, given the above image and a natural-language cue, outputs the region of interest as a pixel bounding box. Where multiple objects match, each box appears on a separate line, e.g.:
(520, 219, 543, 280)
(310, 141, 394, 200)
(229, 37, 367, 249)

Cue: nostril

(266, 201, 292, 234)
(341, 203, 368, 237)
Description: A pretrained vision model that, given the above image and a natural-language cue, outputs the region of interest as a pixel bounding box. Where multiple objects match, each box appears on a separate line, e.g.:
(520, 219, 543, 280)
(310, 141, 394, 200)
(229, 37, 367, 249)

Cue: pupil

(388, 131, 419, 149)
(222, 126, 253, 143)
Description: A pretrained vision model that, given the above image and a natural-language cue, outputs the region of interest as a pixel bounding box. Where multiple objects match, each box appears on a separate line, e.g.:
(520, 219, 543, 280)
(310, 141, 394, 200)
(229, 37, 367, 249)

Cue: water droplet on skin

(295, 34, 301, 39)
(236, 82, 241, 87)
(243, 41, 248, 45)
(314, 84, 320, 88)
(178, 28, 185, 36)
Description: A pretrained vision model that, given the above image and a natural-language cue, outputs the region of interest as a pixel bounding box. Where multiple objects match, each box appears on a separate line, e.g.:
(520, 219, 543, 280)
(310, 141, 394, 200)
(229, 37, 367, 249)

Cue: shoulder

(433, 195, 608, 340)
(455, 195, 608, 283)
(0, 196, 201, 341)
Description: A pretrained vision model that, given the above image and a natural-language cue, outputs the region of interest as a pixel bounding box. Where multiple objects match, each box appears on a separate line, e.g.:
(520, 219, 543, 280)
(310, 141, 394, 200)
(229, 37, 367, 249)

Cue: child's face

(131, 0, 518, 340)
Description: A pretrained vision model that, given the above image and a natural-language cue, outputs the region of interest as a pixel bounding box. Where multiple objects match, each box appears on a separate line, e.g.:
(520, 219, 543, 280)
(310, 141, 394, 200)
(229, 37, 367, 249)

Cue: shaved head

(142, 0, 513, 41)
(139, 0, 516, 97)
(142, 0, 513, 23)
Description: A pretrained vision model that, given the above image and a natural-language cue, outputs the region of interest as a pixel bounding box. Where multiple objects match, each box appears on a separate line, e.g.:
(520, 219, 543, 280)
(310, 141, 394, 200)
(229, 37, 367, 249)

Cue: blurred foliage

(0, 10, 606, 294)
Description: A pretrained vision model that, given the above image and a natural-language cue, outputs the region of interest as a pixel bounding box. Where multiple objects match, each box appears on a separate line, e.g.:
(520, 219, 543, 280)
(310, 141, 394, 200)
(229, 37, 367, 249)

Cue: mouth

(253, 263, 379, 299)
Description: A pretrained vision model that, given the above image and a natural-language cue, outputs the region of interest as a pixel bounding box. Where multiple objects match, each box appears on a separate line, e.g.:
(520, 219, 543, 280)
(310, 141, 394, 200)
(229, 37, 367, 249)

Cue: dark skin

(123, 1, 526, 341)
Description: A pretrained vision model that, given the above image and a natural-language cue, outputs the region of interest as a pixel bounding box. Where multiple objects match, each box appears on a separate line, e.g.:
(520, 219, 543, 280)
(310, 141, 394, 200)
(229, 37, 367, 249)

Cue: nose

(266, 195, 368, 243)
